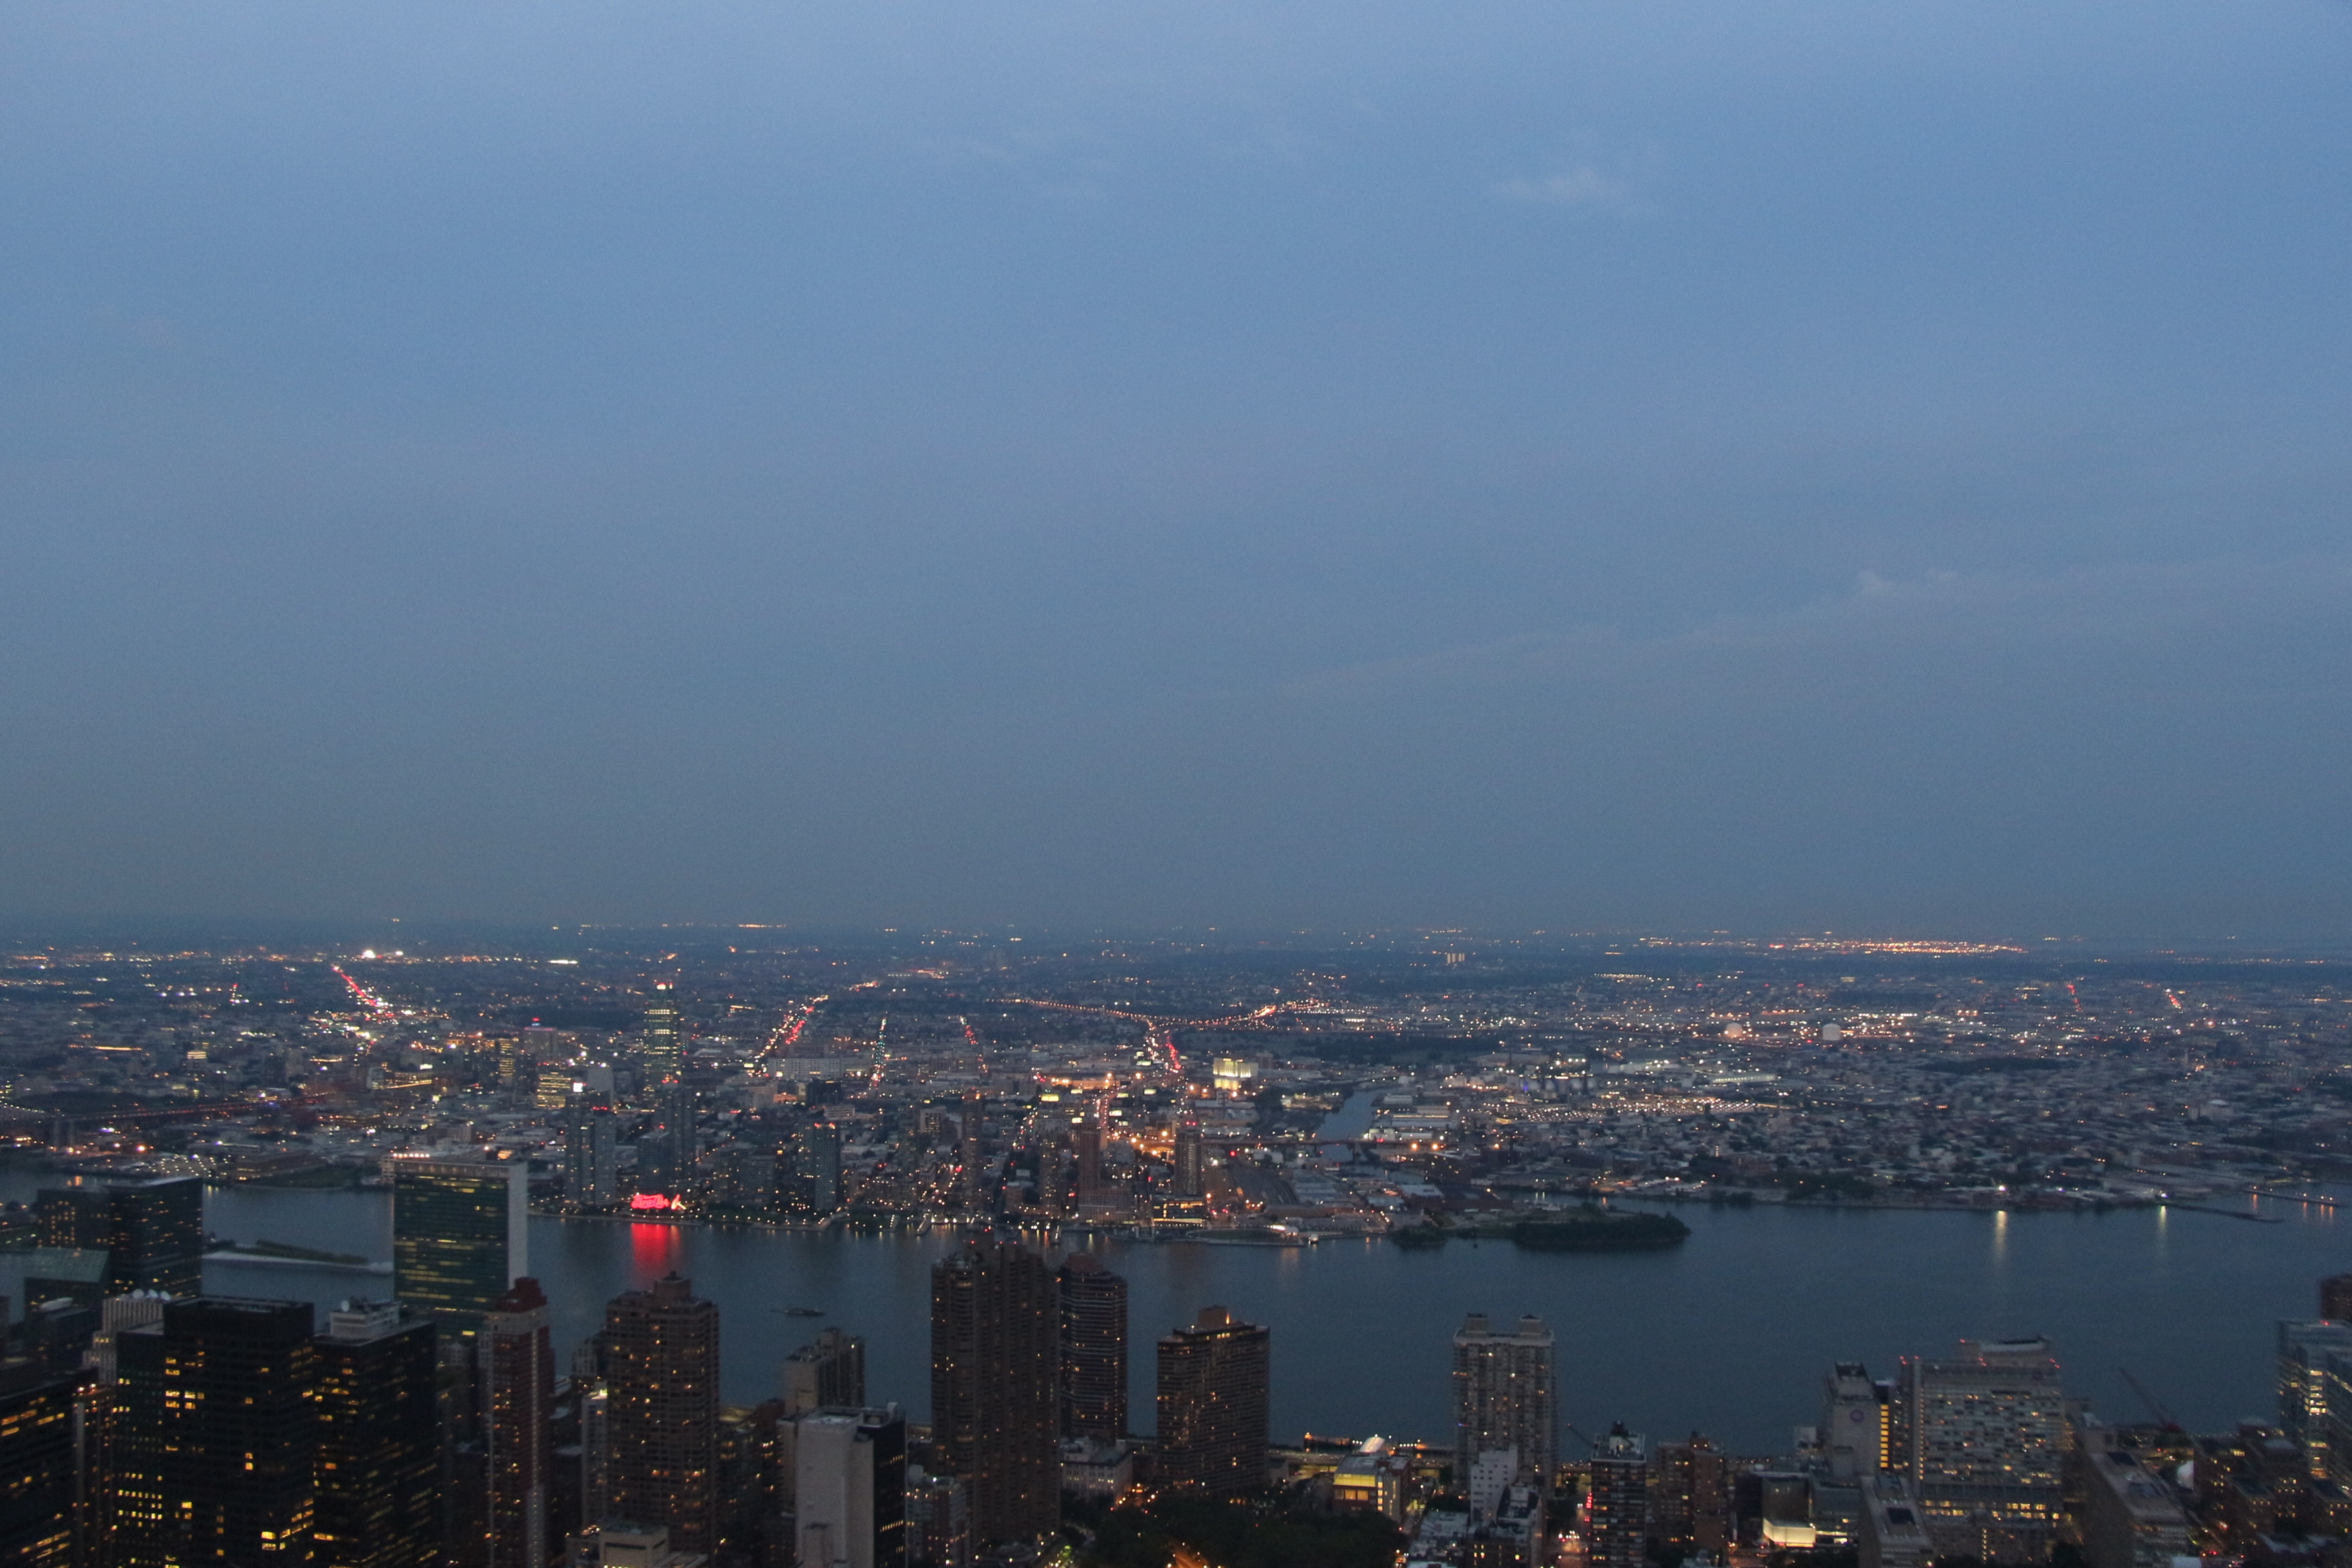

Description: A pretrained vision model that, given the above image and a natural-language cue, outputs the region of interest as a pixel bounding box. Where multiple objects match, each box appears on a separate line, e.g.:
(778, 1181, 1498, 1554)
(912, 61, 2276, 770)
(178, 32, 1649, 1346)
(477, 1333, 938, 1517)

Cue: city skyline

(2, 1, 2347, 1562)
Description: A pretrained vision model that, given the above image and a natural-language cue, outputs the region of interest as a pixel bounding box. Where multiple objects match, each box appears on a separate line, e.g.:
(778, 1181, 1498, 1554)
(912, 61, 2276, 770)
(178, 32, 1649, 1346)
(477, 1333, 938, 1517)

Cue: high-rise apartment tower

(1058, 1254, 1128, 1441)
(1156, 1306, 1270, 1496)
(641, 989, 684, 1080)
(930, 1239, 1059, 1548)
(1587, 1426, 1649, 1568)
(602, 1273, 721, 1554)
(1452, 1313, 1556, 1486)
(484, 1279, 555, 1568)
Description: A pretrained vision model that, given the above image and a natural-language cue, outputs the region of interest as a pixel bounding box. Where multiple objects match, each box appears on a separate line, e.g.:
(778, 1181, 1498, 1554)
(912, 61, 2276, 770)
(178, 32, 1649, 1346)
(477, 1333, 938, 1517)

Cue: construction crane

(2119, 1367, 2183, 1433)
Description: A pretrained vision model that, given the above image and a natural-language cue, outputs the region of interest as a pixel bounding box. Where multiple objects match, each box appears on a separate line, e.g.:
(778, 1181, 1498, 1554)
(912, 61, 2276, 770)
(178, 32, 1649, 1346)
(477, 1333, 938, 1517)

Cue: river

(3, 1170, 2338, 1454)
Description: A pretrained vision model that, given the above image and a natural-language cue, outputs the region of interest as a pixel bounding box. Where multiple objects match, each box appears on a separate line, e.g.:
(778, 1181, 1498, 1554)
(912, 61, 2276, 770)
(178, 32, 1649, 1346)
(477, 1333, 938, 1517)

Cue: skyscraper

(313, 1300, 440, 1568)
(1650, 1434, 1732, 1558)
(1897, 1338, 2066, 1561)
(1587, 1426, 1649, 1568)
(796, 1408, 908, 1568)
(603, 1273, 721, 1554)
(2324, 1275, 2352, 1324)
(797, 1123, 845, 1213)
(0, 1371, 78, 1566)
(1057, 1254, 1128, 1441)
(35, 1175, 204, 1296)
(641, 987, 684, 1081)
(1155, 1306, 1270, 1496)
(930, 1239, 1059, 1548)
(484, 1279, 555, 1568)
(1073, 1124, 1109, 1215)
(638, 1079, 700, 1200)
(784, 1327, 868, 1416)
(566, 1102, 620, 1209)
(391, 1158, 528, 1325)
(2278, 1320, 2352, 1480)
(113, 1298, 321, 1567)
(1825, 1362, 1891, 1480)
(1452, 1313, 1556, 1487)
(1172, 1124, 1205, 1198)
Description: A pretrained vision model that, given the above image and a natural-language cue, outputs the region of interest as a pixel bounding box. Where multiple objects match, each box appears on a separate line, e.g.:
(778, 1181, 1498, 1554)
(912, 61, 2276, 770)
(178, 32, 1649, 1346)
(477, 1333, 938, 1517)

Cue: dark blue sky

(4, 2, 2348, 935)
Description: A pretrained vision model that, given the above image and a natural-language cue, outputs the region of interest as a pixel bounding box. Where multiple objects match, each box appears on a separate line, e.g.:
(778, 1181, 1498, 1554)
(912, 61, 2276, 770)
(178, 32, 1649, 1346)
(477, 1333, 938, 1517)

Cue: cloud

(1279, 555, 2352, 700)
(1492, 165, 1631, 208)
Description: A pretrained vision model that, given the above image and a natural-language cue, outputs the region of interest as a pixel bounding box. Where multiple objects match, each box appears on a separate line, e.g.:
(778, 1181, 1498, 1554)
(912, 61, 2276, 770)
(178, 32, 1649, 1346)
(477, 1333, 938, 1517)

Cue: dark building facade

(637, 1080, 699, 1200)
(391, 1160, 527, 1324)
(2323, 1274, 2352, 1324)
(1056, 1254, 1127, 1441)
(796, 1123, 845, 1213)
(1172, 1124, 1205, 1198)
(114, 1297, 322, 1567)
(565, 1102, 619, 1209)
(1155, 1306, 1270, 1496)
(1587, 1426, 1650, 1568)
(484, 1278, 554, 1568)
(1072, 1124, 1109, 1214)
(603, 1273, 721, 1554)
(1649, 1433, 1733, 1558)
(314, 1301, 440, 1568)
(1452, 1312, 1556, 1487)
(783, 1326, 867, 1416)
(0, 1370, 78, 1566)
(930, 1239, 1059, 1548)
(35, 1177, 204, 1296)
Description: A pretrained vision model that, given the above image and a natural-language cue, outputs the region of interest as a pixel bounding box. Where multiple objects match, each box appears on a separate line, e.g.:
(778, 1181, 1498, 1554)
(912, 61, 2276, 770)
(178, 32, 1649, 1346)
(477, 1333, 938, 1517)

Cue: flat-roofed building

(1897, 1338, 2067, 1561)
(112, 1298, 321, 1567)
(314, 1299, 440, 1568)
(1452, 1314, 1555, 1488)
(0, 1371, 78, 1566)
(1859, 1475, 1934, 1568)
(1156, 1306, 1270, 1497)
(1330, 1436, 1405, 1520)
(602, 1274, 721, 1556)
(794, 1407, 906, 1568)
(783, 1327, 866, 1417)
(391, 1158, 529, 1325)
(2278, 1320, 2352, 1480)
(2075, 1426, 2191, 1568)
(1057, 1254, 1127, 1442)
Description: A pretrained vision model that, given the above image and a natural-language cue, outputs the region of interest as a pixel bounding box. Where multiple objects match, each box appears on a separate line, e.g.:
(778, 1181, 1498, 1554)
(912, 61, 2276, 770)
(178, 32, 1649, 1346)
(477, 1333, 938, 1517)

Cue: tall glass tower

(391, 1159, 528, 1325)
(640, 987, 684, 1080)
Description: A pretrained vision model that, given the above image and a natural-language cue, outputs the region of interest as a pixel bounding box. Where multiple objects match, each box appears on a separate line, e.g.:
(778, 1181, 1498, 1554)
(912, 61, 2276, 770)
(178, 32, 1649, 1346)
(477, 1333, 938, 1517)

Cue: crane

(2119, 1367, 2183, 1433)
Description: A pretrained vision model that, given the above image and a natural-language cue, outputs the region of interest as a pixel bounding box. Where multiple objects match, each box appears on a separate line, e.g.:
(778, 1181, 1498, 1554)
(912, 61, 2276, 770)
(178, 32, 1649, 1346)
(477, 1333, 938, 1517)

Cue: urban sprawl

(1, 928, 2348, 1568)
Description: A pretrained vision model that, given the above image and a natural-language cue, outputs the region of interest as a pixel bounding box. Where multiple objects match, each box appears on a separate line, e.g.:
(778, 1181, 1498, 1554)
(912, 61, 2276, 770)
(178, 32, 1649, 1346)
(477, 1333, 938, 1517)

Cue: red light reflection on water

(630, 1223, 683, 1277)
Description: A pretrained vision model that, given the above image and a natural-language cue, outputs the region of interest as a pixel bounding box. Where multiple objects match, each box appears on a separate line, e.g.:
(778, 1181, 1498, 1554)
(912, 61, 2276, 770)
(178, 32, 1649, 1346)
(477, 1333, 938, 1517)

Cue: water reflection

(2, 1172, 2345, 1452)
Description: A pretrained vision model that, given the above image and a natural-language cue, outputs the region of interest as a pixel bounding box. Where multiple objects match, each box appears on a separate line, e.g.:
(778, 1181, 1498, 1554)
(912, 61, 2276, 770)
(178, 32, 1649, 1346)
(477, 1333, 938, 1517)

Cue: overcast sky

(3, 2, 2348, 936)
